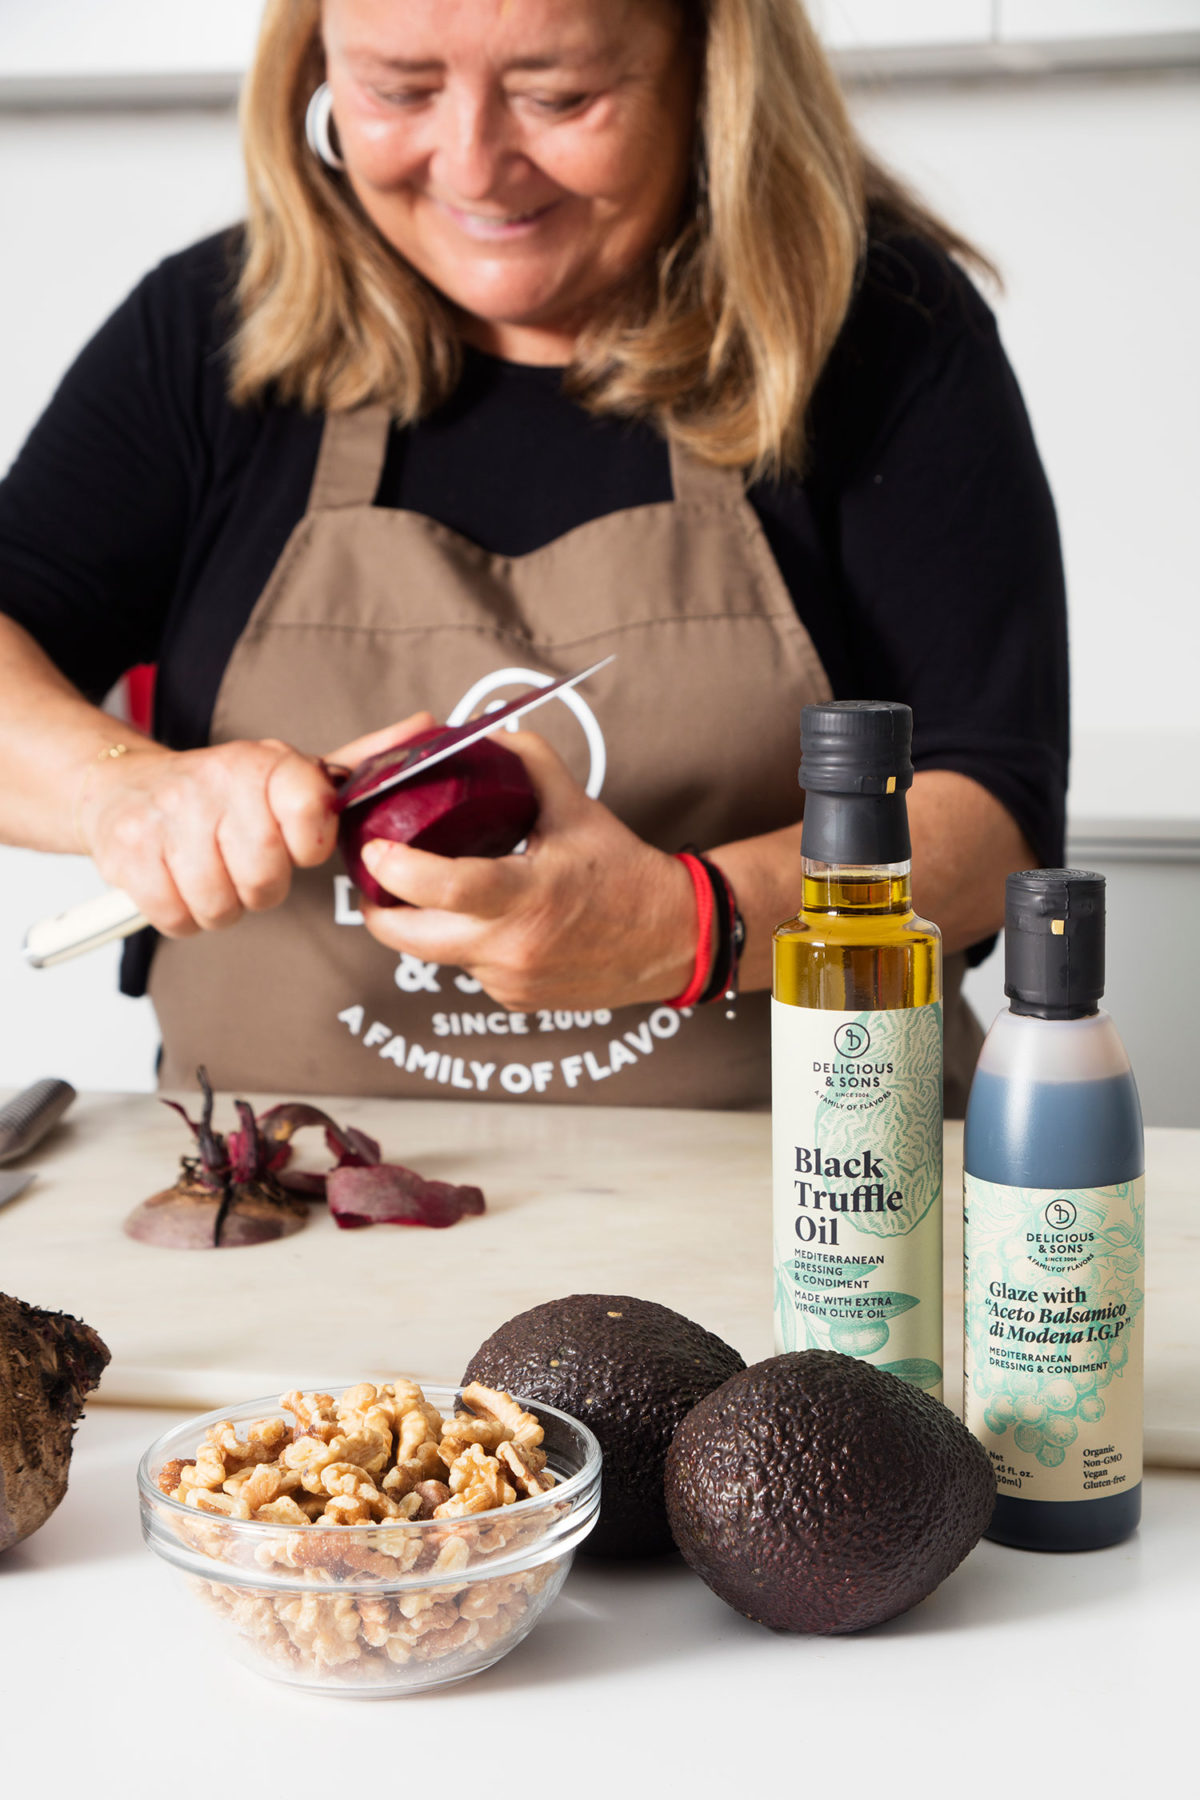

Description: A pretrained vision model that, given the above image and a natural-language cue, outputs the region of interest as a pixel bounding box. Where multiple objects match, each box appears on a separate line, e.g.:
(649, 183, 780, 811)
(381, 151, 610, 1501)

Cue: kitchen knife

(0, 1077, 76, 1165)
(24, 656, 614, 968)
(0, 1171, 34, 1210)
(331, 655, 614, 809)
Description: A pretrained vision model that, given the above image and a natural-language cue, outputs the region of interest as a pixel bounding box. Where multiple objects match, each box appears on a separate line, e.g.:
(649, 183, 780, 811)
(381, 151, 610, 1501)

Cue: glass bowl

(138, 1384, 601, 1696)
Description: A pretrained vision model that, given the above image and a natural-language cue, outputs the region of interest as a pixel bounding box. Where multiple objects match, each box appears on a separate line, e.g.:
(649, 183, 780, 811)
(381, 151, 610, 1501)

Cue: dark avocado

(462, 1294, 745, 1557)
(664, 1350, 996, 1632)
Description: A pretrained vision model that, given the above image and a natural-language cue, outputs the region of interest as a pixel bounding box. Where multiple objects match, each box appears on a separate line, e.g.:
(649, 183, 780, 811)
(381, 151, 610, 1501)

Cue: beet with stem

(337, 728, 539, 908)
(0, 1292, 110, 1554)
(124, 1068, 311, 1249)
(124, 1070, 486, 1246)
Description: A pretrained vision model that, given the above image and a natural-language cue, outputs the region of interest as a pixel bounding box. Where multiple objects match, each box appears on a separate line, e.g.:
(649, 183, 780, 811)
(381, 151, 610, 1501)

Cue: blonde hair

(231, 0, 988, 475)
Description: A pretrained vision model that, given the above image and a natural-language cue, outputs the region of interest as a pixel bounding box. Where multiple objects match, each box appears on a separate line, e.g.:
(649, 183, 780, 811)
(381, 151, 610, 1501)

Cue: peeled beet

(338, 729, 539, 908)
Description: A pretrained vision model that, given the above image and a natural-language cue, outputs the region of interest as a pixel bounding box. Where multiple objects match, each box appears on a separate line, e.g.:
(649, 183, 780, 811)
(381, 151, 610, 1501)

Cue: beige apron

(151, 405, 980, 1111)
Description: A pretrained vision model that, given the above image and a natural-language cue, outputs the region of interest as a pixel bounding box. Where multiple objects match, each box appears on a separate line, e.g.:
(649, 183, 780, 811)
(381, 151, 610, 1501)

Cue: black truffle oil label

(771, 1001, 943, 1397)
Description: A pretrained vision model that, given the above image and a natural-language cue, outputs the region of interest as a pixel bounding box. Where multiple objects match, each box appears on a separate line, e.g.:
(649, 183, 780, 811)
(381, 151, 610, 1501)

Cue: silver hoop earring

(305, 82, 344, 171)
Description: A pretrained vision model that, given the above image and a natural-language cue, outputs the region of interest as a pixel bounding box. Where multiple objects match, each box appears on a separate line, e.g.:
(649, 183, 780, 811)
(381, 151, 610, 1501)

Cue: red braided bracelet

(665, 851, 716, 1008)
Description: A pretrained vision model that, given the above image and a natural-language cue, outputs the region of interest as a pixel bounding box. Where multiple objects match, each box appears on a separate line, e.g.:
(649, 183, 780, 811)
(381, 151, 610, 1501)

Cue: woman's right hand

(75, 737, 339, 937)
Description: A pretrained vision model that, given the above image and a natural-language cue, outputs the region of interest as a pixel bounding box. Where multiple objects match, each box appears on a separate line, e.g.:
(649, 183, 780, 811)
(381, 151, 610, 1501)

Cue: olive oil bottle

(964, 871, 1144, 1550)
(772, 702, 944, 1394)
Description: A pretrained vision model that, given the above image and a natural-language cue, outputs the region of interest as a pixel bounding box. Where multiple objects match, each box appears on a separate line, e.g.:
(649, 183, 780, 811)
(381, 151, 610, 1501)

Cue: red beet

(125, 1074, 317, 1250)
(0, 1293, 110, 1553)
(338, 729, 539, 908)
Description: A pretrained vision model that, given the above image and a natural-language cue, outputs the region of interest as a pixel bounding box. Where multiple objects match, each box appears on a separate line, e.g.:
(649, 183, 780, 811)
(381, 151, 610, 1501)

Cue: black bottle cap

(1005, 870, 1105, 1019)
(798, 702, 913, 865)
(799, 701, 914, 796)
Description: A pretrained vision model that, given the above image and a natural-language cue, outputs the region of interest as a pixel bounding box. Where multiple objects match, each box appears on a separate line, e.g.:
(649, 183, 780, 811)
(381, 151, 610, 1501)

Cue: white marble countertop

(1, 1094, 1195, 1787)
(1, 1404, 1193, 1793)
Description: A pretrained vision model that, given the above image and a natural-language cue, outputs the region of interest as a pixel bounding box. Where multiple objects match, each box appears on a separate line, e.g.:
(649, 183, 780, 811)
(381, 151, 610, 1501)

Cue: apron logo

(335, 1002, 692, 1097)
(446, 665, 608, 798)
(394, 954, 442, 994)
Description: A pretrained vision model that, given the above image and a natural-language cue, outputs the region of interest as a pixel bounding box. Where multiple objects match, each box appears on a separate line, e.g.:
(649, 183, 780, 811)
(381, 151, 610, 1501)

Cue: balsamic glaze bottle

(964, 871, 1144, 1550)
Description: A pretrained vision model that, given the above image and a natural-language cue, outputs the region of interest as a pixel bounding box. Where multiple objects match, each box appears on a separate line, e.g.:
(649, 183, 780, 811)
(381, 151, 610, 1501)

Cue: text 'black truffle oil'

(772, 702, 944, 1396)
(964, 870, 1143, 1550)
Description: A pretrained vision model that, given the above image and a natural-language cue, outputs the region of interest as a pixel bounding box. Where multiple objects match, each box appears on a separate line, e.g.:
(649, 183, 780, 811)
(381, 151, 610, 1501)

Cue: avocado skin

(664, 1351, 996, 1633)
(463, 1294, 746, 1558)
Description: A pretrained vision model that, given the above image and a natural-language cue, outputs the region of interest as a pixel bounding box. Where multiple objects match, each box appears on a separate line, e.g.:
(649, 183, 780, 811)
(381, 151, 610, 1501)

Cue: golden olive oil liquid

(773, 872, 941, 1011)
(772, 869, 944, 1389)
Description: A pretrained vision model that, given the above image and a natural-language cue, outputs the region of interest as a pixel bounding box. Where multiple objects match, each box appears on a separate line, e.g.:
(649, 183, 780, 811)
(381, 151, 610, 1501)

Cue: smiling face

(321, 0, 697, 363)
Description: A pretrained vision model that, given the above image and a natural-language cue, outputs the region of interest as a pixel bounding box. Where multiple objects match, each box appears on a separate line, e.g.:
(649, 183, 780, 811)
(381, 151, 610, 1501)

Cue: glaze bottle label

(771, 1000, 943, 1393)
(964, 1174, 1145, 1502)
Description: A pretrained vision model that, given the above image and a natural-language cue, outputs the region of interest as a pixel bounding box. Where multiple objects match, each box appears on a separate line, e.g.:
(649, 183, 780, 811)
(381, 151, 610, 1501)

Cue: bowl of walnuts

(138, 1378, 602, 1695)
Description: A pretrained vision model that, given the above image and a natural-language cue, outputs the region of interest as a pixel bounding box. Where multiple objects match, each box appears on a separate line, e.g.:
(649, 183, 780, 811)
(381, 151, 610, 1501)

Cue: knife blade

(24, 656, 614, 968)
(0, 1171, 34, 1210)
(0, 1078, 76, 1165)
(332, 656, 615, 809)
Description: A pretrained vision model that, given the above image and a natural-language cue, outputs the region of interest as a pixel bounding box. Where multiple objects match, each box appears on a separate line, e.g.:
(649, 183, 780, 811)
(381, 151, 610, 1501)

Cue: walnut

(472, 1516, 529, 1557)
(161, 1376, 561, 1687)
(157, 1458, 191, 1497)
(414, 1480, 452, 1519)
(357, 1596, 393, 1649)
(326, 1427, 391, 1479)
(189, 1487, 246, 1518)
(413, 1617, 478, 1661)
(280, 1436, 341, 1492)
(209, 1416, 290, 1468)
(396, 1594, 460, 1631)
(336, 1381, 393, 1426)
(257, 1527, 408, 1582)
(316, 1495, 375, 1527)
(389, 1490, 424, 1521)
(470, 1604, 524, 1655)
(254, 1495, 311, 1526)
(429, 1533, 472, 1578)
(434, 1444, 516, 1517)
(396, 1408, 441, 1461)
(497, 1440, 557, 1497)
(179, 1441, 228, 1492)
(381, 1441, 448, 1498)
(281, 1390, 340, 1442)
(316, 1460, 378, 1501)
(439, 1412, 513, 1460)
(459, 1574, 526, 1620)
(460, 1383, 544, 1451)
(277, 1592, 364, 1669)
(337, 1384, 430, 1460)
(223, 1462, 301, 1511)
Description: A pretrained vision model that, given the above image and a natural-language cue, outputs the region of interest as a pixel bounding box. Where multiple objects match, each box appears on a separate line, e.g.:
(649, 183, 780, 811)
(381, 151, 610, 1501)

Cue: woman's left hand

(339, 729, 698, 1013)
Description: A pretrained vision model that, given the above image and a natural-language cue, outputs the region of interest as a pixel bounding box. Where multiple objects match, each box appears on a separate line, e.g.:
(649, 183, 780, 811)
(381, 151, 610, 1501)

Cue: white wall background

(0, 23, 1197, 1112)
(850, 68, 1200, 812)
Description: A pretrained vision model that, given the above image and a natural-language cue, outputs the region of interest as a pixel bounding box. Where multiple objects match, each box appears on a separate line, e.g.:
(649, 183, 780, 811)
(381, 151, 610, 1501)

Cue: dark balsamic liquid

(965, 1064, 1144, 1553)
(965, 1070, 1143, 1190)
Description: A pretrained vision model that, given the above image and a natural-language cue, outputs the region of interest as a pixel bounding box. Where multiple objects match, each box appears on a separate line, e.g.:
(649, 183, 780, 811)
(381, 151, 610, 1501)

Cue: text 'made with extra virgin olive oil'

(964, 870, 1144, 1552)
(772, 703, 944, 1396)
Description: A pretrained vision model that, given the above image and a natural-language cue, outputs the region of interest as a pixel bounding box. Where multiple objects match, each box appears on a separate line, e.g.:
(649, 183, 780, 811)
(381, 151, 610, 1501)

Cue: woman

(0, 0, 1067, 1110)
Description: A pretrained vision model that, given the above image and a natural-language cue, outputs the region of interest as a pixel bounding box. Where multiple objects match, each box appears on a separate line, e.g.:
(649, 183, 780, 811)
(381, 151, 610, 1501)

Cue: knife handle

(23, 888, 147, 968)
(0, 1078, 76, 1167)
